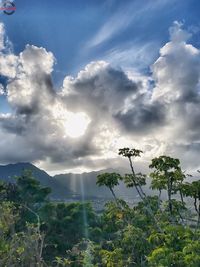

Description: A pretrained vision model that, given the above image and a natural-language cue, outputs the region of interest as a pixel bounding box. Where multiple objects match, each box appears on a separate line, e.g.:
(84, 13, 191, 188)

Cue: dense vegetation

(0, 148, 200, 266)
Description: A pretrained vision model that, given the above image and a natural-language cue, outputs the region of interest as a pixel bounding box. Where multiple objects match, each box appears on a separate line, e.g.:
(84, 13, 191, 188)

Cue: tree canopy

(0, 149, 200, 266)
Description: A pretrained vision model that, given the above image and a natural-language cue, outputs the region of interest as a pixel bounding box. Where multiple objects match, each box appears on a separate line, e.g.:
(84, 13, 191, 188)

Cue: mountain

(54, 169, 115, 199)
(0, 162, 154, 201)
(54, 168, 158, 201)
(53, 168, 143, 200)
(0, 162, 76, 199)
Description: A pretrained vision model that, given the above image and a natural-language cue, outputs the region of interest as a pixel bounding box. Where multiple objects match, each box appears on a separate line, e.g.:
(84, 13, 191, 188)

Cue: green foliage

(97, 172, 122, 190)
(147, 225, 200, 267)
(0, 150, 200, 266)
(15, 170, 51, 206)
(123, 173, 146, 187)
(0, 202, 45, 266)
(149, 155, 184, 217)
(118, 148, 143, 158)
(97, 173, 122, 202)
(101, 248, 124, 267)
(40, 201, 98, 261)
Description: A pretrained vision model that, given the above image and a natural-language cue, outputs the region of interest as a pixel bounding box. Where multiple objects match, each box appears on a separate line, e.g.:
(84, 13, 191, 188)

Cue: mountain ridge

(0, 162, 145, 200)
(0, 162, 76, 199)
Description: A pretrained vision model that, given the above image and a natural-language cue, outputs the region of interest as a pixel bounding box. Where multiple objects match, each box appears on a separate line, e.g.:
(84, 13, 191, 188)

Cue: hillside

(0, 162, 75, 199)
(0, 163, 153, 201)
(53, 168, 145, 200)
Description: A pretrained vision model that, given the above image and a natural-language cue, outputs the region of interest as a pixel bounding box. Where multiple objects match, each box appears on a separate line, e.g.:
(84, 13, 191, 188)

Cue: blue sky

(1, 0, 199, 112)
(0, 0, 200, 173)
(1, 0, 200, 84)
(0, 0, 200, 114)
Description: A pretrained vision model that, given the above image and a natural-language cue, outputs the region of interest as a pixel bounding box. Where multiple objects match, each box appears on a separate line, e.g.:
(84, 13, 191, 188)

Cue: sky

(0, 0, 200, 174)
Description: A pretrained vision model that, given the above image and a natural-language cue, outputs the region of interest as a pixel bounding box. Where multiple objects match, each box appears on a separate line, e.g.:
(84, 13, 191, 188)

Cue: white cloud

(0, 53, 18, 78)
(149, 21, 200, 170)
(0, 21, 200, 174)
(0, 83, 4, 95)
(152, 21, 200, 103)
(0, 22, 18, 78)
(0, 22, 5, 51)
(7, 45, 55, 109)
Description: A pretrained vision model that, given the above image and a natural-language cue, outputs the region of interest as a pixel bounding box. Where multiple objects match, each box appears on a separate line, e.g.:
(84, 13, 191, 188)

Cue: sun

(63, 112, 91, 138)
(52, 103, 91, 138)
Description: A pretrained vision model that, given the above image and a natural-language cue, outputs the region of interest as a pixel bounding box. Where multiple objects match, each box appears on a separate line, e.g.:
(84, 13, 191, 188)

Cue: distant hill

(0, 162, 76, 199)
(0, 163, 155, 201)
(54, 169, 115, 199)
(53, 167, 159, 201)
(53, 168, 144, 200)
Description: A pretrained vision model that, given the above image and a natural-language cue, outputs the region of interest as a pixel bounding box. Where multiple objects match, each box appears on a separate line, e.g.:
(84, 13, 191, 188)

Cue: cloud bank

(0, 21, 200, 173)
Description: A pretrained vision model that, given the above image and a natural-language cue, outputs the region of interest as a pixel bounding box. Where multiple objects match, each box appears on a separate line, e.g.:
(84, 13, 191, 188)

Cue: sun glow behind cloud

(63, 112, 91, 138)
(0, 20, 200, 174)
(52, 103, 91, 138)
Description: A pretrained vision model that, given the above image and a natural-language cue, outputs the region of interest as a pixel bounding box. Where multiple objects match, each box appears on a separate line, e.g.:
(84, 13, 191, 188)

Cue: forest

(0, 148, 200, 267)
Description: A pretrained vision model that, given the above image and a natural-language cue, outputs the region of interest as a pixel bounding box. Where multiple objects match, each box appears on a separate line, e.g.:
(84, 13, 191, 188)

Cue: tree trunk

(128, 157, 164, 233)
(128, 157, 145, 200)
(196, 196, 200, 229)
(166, 173, 173, 216)
(180, 188, 184, 206)
(109, 186, 118, 203)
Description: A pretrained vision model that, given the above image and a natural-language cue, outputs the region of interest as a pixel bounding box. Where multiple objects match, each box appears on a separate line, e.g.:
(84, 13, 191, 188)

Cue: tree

(123, 173, 146, 188)
(119, 148, 145, 200)
(148, 225, 199, 267)
(101, 248, 124, 267)
(0, 202, 45, 266)
(119, 148, 163, 233)
(182, 181, 200, 227)
(96, 173, 122, 203)
(121, 224, 149, 265)
(1, 151, 200, 266)
(40, 202, 98, 262)
(15, 170, 51, 208)
(149, 156, 183, 217)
